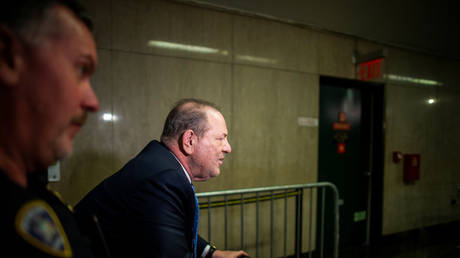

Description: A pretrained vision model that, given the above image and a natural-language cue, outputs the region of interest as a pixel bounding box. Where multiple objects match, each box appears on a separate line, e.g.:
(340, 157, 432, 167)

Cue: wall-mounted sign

(359, 58, 383, 81)
(297, 117, 318, 127)
(354, 210, 367, 222)
(48, 161, 60, 182)
(354, 49, 387, 82)
(333, 112, 350, 154)
(337, 142, 346, 154)
(333, 111, 350, 131)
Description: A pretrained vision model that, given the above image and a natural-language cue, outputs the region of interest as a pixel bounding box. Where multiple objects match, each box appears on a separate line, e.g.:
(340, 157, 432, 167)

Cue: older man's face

(18, 5, 99, 168)
(190, 108, 232, 181)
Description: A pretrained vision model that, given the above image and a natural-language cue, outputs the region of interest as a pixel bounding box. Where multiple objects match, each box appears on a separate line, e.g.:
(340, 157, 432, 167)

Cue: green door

(317, 80, 371, 250)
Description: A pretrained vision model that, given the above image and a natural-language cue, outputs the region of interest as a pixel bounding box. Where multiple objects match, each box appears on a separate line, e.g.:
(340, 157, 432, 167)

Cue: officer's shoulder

(15, 199, 73, 257)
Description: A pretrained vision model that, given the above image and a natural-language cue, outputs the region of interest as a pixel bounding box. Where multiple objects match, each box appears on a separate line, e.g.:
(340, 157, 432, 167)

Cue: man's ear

(181, 129, 196, 155)
(0, 26, 23, 86)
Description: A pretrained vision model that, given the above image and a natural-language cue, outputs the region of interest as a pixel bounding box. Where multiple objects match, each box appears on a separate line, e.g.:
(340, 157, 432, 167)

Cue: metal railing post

(320, 188, 325, 258)
(208, 196, 211, 241)
(256, 192, 259, 258)
(309, 189, 313, 258)
(270, 190, 274, 258)
(284, 189, 287, 257)
(295, 188, 303, 258)
(240, 193, 244, 250)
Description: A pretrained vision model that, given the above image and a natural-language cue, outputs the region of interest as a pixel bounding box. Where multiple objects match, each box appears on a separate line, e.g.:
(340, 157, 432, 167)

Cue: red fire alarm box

(403, 154, 420, 183)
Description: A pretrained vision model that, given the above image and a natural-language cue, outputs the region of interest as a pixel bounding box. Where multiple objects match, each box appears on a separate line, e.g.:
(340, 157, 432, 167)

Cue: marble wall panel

(81, 0, 112, 49)
(233, 16, 318, 73)
(437, 60, 460, 221)
(383, 55, 460, 234)
(356, 40, 386, 56)
(232, 65, 319, 190)
(382, 81, 446, 234)
(112, 0, 232, 63)
(317, 32, 355, 79)
(385, 47, 442, 86)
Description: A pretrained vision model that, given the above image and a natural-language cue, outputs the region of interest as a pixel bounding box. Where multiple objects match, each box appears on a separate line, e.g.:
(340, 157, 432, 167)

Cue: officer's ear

(181, 129, 196, 155)
(0, 25, 24, 87)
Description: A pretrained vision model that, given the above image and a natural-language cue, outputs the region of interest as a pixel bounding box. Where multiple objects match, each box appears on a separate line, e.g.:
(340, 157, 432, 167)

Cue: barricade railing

(197, 182, 340, 258)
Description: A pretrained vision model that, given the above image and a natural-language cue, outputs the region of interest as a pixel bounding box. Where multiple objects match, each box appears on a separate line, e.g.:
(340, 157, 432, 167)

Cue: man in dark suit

(75, 99, 248, 258)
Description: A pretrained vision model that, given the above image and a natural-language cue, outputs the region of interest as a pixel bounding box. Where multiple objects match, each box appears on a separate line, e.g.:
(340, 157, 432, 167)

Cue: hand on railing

(212, 249, 249, 258)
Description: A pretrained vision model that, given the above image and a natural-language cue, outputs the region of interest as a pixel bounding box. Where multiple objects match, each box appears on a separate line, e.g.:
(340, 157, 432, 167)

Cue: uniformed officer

(0, 1, 100, 257)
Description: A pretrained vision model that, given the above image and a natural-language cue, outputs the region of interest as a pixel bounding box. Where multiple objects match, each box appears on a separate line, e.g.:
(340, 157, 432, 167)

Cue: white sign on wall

(48, 161, 60, 182)
(297, 117, 318, 127)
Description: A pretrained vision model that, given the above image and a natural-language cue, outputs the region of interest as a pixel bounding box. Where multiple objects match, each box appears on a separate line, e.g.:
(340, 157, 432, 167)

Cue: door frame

(319, 75, 385, 246)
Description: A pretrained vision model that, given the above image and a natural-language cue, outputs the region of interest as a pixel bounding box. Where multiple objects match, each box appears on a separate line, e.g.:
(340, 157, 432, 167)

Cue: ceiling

(180, 0, 459, 60)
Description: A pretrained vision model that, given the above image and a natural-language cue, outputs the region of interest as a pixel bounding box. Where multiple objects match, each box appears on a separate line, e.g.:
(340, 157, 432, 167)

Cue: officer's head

(0, 0, 99, 183)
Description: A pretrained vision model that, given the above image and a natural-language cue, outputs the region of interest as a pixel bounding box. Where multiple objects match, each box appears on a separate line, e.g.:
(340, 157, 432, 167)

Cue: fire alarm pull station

(403, 154, 420, 184)
(392, 151, 402, 163)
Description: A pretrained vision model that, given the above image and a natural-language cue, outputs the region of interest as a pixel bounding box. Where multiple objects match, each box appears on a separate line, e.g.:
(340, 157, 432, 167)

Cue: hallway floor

(339, 221, 460, 258)
(339, 241, 460, 258)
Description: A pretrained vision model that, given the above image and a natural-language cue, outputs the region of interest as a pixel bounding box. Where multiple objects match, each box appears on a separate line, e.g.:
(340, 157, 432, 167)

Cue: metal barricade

(197, 182, 340, 258)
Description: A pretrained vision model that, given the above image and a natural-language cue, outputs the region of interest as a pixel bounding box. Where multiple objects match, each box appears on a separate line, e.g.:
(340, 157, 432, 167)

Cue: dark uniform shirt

(0, 170, 95, 258)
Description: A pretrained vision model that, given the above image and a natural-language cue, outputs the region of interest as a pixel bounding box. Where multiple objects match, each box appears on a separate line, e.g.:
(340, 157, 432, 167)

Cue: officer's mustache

(70, 112, 87, 126)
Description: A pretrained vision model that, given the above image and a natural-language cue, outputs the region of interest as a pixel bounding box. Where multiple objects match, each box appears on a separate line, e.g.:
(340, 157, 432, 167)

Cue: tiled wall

(50, 0, 460, 250)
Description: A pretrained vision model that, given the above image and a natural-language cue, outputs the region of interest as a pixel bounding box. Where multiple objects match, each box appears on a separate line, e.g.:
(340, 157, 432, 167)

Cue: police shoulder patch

(15, 200, 72, 257)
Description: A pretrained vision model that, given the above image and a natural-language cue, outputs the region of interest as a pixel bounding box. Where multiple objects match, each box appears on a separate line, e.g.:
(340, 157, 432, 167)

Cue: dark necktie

(191, 184, 199, 258)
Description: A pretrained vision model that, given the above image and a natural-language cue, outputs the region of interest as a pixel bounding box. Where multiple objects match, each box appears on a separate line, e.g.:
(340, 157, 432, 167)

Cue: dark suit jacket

(74, 140, 207, 258)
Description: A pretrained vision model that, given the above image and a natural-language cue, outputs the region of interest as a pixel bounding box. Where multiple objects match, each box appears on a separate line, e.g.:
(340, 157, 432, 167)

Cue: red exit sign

(358, 58, 383, 81)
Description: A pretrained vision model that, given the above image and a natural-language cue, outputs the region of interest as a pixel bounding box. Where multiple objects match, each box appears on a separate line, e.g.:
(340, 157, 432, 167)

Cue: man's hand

(212, 250, 249, 258)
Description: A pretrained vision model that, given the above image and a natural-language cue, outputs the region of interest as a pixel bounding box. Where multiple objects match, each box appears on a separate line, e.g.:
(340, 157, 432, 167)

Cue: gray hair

(161, 98, 221, 144)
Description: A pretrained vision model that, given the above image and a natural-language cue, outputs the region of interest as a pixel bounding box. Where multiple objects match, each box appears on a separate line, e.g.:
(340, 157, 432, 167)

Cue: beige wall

(49, 0, 460, 249)
(382, 50, 460, 234)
